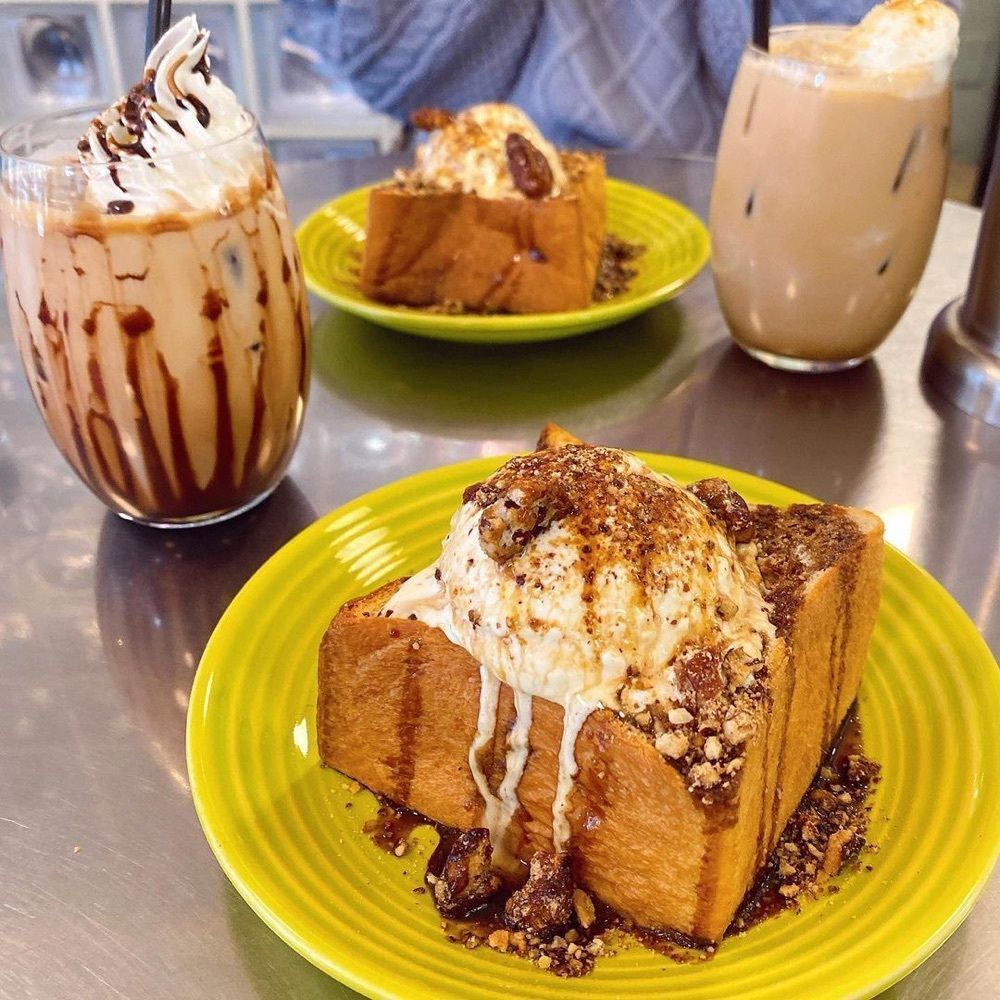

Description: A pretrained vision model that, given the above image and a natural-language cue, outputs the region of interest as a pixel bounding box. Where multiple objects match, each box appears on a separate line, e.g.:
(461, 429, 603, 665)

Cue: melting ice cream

(413, 102, 567, 199)
(385, 445, 775, 859)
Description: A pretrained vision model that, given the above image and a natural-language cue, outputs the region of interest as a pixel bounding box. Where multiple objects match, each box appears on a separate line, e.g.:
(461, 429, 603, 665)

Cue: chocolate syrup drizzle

(13, 176, 309, 522)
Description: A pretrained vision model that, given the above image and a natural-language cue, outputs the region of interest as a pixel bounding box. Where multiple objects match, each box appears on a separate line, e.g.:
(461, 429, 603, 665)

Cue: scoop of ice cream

(77, 15, 256, 214)
(386, 445, 774, 712)
(850, 0, 959, 74)
(413, 103, 568, 200)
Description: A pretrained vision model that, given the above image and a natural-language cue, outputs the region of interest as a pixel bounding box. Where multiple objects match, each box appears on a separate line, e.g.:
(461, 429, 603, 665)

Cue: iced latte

(710, 0, 958, 371)
(0, 17, 309, 524)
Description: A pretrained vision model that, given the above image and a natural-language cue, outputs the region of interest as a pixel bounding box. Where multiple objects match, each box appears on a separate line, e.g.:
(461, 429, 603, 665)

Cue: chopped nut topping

(677, 648, 725, 705)
(409, 106, 455, 131)
(477, 481, 572, 563)
(573, 888, 596, 929)
(505, 852, 574, 937)
(716, 596, 739, 620)
(822, 828, 855, 876)
(723, 710, 754, 743)
(655, 731, 689, 759)
(688, 478, 755, 543)
(723, 648, 755, 686)
(689, 762, 721, 788)
(487, 929, 510, 951)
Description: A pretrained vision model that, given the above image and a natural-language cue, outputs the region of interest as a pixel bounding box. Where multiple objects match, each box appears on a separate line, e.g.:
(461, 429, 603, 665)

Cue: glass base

(737, 343, 872, 373)
(113, 481, 280, 530)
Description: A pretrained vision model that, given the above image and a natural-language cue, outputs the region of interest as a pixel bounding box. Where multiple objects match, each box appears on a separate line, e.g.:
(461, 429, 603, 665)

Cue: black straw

(753, 0, 772, 51)
(145, 0, 173, 56)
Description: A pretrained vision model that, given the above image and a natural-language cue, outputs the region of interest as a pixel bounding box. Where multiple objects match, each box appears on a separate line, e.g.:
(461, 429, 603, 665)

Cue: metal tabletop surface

(1, 154, 997, 1000)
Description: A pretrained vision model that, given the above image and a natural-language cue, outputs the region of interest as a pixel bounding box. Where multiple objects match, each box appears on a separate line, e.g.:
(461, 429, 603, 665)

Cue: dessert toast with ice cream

(359, 105, 606, 313)
(317, 426, 883, 942)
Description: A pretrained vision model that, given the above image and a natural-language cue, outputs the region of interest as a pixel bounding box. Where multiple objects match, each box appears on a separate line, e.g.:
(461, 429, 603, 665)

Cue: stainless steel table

(1, 155, 997, 1000)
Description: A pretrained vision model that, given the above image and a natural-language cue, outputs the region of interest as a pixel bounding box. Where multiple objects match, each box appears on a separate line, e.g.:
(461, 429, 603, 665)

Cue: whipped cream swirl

(78, 16, 256, 214)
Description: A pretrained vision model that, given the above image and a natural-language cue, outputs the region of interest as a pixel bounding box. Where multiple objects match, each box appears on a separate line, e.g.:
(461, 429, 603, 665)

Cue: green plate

(295, 179, 710, 342)
(187, 456, 1000, 1000)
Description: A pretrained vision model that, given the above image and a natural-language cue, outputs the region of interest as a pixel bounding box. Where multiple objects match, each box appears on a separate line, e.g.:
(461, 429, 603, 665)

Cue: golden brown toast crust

(359, 154, 606, 314)
(317, 506, 882, 942)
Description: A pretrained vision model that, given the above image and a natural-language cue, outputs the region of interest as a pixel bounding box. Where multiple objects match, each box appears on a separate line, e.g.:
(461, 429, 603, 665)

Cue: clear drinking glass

(709, 26, 956, 372)
(0, 106, 310, 525)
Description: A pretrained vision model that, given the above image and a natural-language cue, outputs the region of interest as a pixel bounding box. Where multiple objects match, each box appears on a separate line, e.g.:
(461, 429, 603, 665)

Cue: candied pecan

(688, 478, 754, 543)
(478, 481, 571, 563)
(505, 851, 574, 937)
(430, 829, 502, 918)
(410, 106, 455, 131)
(677, 649, 725, 705)
(505, 132, 554, 199)
(462, 480, 498, 505)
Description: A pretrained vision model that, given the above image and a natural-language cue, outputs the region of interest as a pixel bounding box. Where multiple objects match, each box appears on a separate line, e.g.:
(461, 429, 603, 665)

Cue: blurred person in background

(290, 0, 906, 153)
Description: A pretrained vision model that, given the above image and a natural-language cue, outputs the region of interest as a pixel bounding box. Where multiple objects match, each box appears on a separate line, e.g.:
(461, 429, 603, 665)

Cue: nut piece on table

(688, 478, 755, 543)
(478, 482, 572, 563)
(431, 829, 502, 918)
(505, 851, 574, 937)
(505, 132, 554, 199)
(410, 106, 455, 131)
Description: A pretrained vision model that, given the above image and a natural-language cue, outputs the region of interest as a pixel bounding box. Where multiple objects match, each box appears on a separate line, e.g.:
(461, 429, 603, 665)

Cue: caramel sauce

(729, 705, 878, 935)
(357, 702, 878, 975)
(363, 801, 426, 856)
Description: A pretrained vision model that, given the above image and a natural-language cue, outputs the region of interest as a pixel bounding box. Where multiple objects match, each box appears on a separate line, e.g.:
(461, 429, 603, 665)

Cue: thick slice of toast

(317, 481, 882, 942)
(359, 153, 606, 313)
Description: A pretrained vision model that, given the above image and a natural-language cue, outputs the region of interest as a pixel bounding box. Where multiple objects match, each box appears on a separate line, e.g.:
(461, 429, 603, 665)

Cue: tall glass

(0, 107, 310, 525)
(710, 27, 955, 372)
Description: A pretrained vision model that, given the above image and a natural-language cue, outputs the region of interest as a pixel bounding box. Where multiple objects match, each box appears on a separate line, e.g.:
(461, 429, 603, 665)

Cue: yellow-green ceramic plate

(296, 179, 710, 342)
(187, 456, 1000, 1000)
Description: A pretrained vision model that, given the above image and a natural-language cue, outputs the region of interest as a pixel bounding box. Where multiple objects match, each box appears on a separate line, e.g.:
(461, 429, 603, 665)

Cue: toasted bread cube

(317, 504, 882, 942)
(359, 154, 606, 313)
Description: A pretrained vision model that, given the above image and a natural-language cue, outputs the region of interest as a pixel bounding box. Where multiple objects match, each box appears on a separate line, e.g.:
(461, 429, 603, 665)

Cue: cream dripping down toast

(317, 426, 883, 942)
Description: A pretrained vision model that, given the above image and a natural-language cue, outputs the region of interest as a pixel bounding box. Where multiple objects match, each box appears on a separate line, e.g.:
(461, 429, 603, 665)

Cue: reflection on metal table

(0, 153, 997, 1000)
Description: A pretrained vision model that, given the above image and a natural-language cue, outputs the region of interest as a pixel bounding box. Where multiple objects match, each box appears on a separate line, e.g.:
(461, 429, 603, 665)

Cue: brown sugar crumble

(349, 712, 879, 975)
(730, 707, 881, 933)
(362, 801, 425, 857)
(426, 833, 609, 977)
(593, 234, 646, 302)
(753, 503, 862, 637)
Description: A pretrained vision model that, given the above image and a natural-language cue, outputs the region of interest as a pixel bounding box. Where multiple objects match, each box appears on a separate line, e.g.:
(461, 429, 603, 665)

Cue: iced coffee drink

(0, 16, 309, 524)
(710, 0, 958, 371)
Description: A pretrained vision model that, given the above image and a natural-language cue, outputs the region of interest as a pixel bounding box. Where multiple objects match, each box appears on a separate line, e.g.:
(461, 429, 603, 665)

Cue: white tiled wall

(0, 0, 402, 156)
